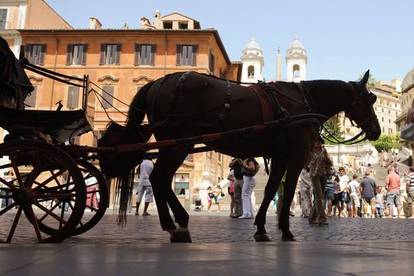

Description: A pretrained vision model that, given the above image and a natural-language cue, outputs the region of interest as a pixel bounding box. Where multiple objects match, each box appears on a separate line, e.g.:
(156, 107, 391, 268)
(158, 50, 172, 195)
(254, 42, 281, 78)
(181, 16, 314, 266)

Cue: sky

(47, 0, 413, 82)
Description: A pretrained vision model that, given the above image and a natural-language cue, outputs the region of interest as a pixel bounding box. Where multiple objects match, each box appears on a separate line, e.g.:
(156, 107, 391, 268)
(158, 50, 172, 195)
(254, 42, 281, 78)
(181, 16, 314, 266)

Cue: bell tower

(286, 37, 307, 82)
(241, 38, 264, 84)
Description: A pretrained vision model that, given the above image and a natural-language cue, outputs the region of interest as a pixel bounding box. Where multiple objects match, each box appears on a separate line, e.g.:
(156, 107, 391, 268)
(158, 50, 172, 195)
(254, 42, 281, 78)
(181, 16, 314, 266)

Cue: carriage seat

(0, 107, 92, 143)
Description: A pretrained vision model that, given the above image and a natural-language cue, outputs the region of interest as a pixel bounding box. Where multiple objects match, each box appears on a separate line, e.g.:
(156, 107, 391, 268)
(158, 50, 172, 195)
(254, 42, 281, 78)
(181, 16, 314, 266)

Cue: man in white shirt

(337, 167, 350, 217)
(347, 174, 360, 217)
(135, 159, 154, 216)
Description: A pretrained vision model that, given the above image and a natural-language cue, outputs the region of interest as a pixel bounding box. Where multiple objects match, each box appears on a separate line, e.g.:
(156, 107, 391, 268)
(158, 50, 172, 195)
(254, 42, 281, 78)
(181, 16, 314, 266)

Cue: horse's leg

(254, 158, 287, 242)
(279, 148, 309, 241)
(150, 146, 192, 242)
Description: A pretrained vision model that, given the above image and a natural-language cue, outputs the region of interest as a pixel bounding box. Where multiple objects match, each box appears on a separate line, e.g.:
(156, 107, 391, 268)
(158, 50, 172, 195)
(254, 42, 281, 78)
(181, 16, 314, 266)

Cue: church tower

(286, 37, 307, 82)
(241, 38, 264, 83)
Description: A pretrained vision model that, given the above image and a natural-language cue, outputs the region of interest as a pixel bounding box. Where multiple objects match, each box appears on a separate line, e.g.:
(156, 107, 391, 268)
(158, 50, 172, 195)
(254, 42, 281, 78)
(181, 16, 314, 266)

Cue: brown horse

(98, 70, 380, 242)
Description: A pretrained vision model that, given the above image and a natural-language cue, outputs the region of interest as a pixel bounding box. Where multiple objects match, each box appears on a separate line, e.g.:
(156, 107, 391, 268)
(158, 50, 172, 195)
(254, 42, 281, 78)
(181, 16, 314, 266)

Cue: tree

(322, 116, 344, 144)
(372, 134, 400, 152)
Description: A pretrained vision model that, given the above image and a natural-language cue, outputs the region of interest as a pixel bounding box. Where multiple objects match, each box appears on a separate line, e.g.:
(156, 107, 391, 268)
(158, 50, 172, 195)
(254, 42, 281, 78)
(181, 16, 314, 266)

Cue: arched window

(248, 65, 255, 78)
(293, 64, 300, 78)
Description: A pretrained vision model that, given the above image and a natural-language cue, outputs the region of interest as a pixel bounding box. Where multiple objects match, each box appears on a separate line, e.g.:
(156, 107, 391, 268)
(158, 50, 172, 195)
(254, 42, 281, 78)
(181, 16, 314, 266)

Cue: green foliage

(322, 116, 344, 144)
(372, 134, 400, 152)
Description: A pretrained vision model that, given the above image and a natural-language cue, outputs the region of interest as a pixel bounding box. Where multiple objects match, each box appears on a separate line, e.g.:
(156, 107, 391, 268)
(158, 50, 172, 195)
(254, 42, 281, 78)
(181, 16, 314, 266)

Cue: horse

(98, 70, 380, 242)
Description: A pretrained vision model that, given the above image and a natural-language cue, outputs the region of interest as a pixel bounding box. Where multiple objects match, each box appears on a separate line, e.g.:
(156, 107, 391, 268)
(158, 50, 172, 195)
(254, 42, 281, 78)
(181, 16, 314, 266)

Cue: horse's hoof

(281, 234, 296, 242)
(254, 233, 271, 242)
(170, 229, 192, 243)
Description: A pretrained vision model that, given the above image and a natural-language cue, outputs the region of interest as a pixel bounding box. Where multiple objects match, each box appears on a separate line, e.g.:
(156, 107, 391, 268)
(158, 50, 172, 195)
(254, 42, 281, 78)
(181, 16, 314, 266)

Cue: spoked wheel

(0, 140, 86, 243)
(71, 160, 108, 236)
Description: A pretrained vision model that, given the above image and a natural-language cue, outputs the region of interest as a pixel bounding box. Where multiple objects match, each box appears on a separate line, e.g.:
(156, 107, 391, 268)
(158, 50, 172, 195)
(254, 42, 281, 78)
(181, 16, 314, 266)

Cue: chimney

(89, 17, 102, 30)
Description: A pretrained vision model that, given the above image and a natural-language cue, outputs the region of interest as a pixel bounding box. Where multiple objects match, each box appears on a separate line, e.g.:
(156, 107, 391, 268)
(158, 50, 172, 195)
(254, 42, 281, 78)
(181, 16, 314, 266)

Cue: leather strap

(250, 84, 274, 123)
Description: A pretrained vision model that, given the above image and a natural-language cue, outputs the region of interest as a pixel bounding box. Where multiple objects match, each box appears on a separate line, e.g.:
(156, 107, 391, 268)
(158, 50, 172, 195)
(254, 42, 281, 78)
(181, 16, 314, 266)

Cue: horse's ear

(360, 70, 370, 85)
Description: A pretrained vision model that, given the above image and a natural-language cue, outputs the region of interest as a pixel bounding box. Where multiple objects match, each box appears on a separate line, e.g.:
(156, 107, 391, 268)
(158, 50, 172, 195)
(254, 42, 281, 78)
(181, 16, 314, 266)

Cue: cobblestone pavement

(2, 211, 414, 275)
(2, 210, 414, 244)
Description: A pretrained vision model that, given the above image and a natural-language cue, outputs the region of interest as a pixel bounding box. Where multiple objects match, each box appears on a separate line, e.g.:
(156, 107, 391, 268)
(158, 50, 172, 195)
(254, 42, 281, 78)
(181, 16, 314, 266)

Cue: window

(100, 44, 121, 65)
(67, 86, 80, 109)
(66, 44, 88, 65)
(179, 22, 188, 29)
(176, 45, 198, 66)
(248, 65, 255, 78)
(24, 85, 37, 108)
(209, 51, 215, 73)
(101, 85, 114, 109)
(0, 9, 7, 30)
(25, 44, 46, 65)
(163, 21, 172, 29)
(293, 64, 300, 78)
(135, 44, 156, 66)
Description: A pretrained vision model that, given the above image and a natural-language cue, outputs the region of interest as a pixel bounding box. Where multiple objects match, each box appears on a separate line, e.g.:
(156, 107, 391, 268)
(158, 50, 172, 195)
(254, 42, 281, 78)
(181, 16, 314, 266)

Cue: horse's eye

(368, 94, 377, 104)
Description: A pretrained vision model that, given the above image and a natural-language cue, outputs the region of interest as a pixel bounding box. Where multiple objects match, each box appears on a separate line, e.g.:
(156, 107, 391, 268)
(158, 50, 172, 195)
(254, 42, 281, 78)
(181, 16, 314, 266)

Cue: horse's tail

(98, 81, 155, 225)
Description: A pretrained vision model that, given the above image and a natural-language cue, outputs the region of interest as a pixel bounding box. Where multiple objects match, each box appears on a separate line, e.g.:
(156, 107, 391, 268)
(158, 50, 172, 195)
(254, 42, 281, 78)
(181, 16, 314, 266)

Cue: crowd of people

(298, 139, 414, 223)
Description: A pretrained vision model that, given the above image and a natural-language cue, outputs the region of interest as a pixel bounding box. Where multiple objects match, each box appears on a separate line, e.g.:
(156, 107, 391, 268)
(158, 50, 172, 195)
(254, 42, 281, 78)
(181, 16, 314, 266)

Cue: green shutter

(192, 45, 198, 66)
(99, 44, 105, 65)
(66, 44, 73, 65)
(81, 44, 88, 65)
(115, 44, 121, 65)
(176, 45, 182, 66)
(150, 44, 156, 66)
(135, 44, 140, 66)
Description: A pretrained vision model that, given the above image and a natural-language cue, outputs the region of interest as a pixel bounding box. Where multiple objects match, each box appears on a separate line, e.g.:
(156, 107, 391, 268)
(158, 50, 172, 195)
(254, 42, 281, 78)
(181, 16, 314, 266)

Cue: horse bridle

(324, 87, 377, 145)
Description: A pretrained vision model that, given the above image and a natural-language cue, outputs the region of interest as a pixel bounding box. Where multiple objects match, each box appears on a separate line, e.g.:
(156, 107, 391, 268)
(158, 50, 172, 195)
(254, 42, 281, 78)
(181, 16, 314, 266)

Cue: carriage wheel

(0, 140, 86, 243)
(70, 160, 108, 236)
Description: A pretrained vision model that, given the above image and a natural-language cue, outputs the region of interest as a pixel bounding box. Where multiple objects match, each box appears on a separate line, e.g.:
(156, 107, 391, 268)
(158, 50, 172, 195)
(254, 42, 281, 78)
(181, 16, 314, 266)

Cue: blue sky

(48, 0, 413, 82)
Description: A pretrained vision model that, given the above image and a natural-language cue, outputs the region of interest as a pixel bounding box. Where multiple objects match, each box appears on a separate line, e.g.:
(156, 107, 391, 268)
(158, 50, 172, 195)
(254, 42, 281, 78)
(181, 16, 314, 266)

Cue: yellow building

(18, 11, 242, 206)
(342, 82, 401, 138)
(0, 0, 71, 56)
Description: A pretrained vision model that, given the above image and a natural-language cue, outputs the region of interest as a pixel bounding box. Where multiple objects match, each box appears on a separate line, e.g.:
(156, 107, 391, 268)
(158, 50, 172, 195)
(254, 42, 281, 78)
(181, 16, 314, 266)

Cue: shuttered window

(100, 44, 121, 65)
(135, 44, 156, 66)
(101, 85, 114, 109)
(176, 45, 198, 66)
(0, 9, 7, 30)
(67, 86, 80, 109)
(209, 51, 215, 73)
(24, 85, 37, 108)
(25, 44, 47, 65)
(66, 44, 88, 65)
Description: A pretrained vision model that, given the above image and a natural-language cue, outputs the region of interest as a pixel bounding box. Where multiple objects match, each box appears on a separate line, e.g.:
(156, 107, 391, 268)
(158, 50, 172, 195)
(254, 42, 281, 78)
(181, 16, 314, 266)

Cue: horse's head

(346, 70, 381, 141)
(98, 122, 151, 178)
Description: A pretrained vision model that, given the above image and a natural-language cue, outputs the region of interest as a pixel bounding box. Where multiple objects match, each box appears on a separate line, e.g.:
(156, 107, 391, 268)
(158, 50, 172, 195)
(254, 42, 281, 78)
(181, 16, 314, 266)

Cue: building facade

(0, 0, 71, 57)
(17, 11, 242, 207)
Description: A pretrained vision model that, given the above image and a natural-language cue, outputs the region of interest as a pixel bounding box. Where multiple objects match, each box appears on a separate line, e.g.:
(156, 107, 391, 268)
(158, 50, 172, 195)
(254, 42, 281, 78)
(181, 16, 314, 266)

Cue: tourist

(385, 166, 402, 218)
(347, 174, 361, 218)
(405, 167, 414, 218)
(308, 138, 332, 225)
(229, 158, 244, 218)
(360, 171, 376, 218)
(239, 157, 259, 219)
(375, 186, 385, 218)
(135, 159, 154, 216)
(325, 169, 336, 216)
(299, 168, 312, 218)
(213, 184, 223, 212)
(207, 186, 214, 211)
(227, 170, 236, 217)
(337, 167, 350, 217)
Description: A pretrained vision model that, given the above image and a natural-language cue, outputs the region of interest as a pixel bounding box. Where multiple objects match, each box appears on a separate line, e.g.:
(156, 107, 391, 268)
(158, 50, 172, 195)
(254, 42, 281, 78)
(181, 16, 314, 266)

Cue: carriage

(0, 45, 109, 243)
(0, 37, 381, 243)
